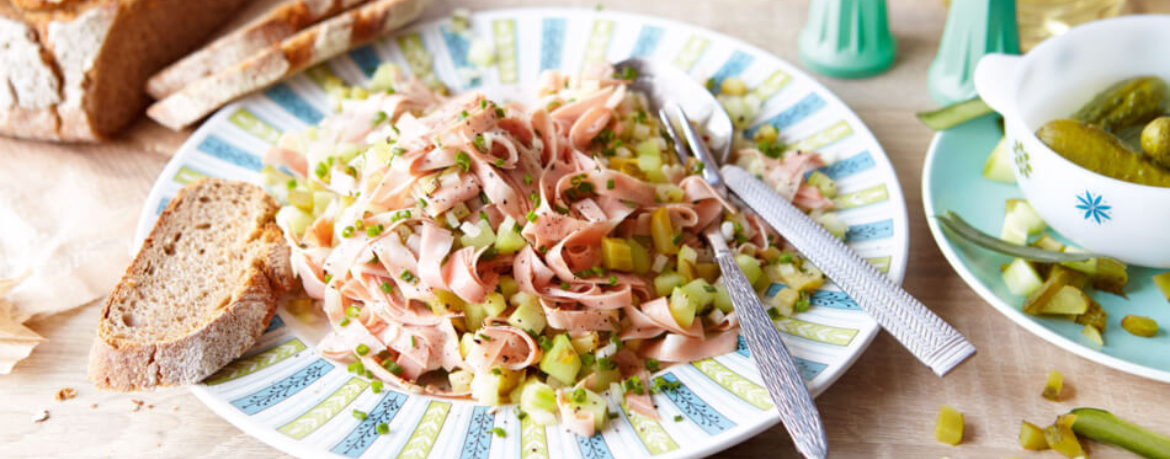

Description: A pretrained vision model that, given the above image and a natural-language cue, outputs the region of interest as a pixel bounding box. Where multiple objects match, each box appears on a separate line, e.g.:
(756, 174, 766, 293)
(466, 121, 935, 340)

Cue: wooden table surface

(3, 0, 1169, 458)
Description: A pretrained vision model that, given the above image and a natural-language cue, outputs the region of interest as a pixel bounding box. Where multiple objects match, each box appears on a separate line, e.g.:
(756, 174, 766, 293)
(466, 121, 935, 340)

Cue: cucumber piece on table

(983, 137, 1017, 183)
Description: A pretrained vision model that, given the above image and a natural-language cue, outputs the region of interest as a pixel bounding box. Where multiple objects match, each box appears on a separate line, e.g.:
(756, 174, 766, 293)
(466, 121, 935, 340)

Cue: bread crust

(147, 0, 429, 131)
(87, 179, 293, 392)
(0, 0, 250, 142)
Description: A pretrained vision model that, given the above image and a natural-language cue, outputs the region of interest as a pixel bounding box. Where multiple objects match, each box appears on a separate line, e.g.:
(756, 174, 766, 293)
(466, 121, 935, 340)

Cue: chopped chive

(315, 161, 328, 178)
(455, 151, 471, 172)
(560, 281, 571, 290)
(341, 225, 355, 238)
(517, 411, 528, 421)
(346, 306, 361, 317)
(607, 178, 615, 190)
(352, 409, 368, 420)
(490, 427, 506, 438)
(495, 107, 506, 118)
(340, 317, 351, 326)
(480, 99, 487, 109)
(767, 307, 782, 320)
(610, 335, 623, 350)
(672, 233, 683, 245)
(778, 253, 794, 264)
(382, 360, 404, 376)
(703, 284, 717, 293)
(380, 281, 394, 293)
(366, 223, 384, 237)
(286, 179, 297, 189)
(473, 134, 488, 153)
(523, 173, 533, 185)
(376, 423, 390, 435)
(355, 344, 370, 356)
(580, 353, 596, 367)
(392, 147, 406, 156)
(597, 356, 616, 370)
(608, 274, 617, 286)
(674, 415, 683, 422)
(371, 111, 387, 126)
(410, 336, 417, 348)
(645, 358, 660, 372)
(459, 110, 469, 120)
(495, 158, 505, 167)
(324, 274, 334, 284)
(526, 210, 538, 222)
(571, 388, 586, 403)
(490, 367, 502, 375)
(399, 270, 418, 284)
(371, 380, 383, 393)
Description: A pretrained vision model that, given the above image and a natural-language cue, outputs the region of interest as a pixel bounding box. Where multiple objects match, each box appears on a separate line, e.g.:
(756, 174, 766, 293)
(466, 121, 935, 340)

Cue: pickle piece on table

(1074, 76, 1167, 133)
(1141, 116, 1170, 168)
(1037, 119, 1170, 187)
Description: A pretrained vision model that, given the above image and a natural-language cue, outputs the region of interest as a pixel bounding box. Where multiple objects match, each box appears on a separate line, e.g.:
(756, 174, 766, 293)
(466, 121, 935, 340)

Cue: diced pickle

(1070, 407, 1170, 459)
(1075, 299, 1107, 333)
(539, 334, 581, 385)
(806, 171, 837, 198)
(1023, 266, 1088, 315)
(1153, 272, 1170, 302)
(1045, 414, 1087, 458)
(1042, 370, 1064, 401)
(669, 287, 697, 329)
(1039, 286, 1091, 316)
(695, 262, 720, 283)
(734, 254, 764, 286)
(601, 237, 634, 272)
(654, 271, 687, 297)
(1121, 315, 1158, 338)
(1082, 324, 1105, 347)
(628, 238, 652, 275)
(1020, 421, 1051, 450)
(934, 405, 964, 446)
(651, 207, 678, 255)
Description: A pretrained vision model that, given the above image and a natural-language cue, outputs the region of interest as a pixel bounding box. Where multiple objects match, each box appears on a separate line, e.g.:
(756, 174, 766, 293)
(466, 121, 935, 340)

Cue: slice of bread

(0, 0, 250, 141)
(88, 178, 294, 391)
(146, 0, 374, 100)
(147, 0, 429, 131)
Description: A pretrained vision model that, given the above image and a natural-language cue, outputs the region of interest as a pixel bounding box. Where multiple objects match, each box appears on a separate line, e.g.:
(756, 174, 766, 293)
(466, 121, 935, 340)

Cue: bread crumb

(147, 404, 154, 410)
(31, 410, 49, 423)
(131, 399, 145, 412)
(90, 403, 98, 409)
(55, 387, 77, 401)
(172, 406, 179, 412)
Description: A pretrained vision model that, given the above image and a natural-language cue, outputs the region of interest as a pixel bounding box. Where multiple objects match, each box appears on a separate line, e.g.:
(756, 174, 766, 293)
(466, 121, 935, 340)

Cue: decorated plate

(923, 115, 1170, 382)
(136, 8, 909, 459)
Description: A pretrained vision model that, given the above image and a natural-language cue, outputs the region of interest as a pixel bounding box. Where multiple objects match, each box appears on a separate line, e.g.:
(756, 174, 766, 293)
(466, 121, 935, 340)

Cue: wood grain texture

(3, 0, 1169, 458)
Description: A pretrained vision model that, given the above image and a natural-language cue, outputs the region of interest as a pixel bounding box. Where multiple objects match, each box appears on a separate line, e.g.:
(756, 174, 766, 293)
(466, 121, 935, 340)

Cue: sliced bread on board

(0, 0, 250, 141)
(146, 0, 374, 100)
(88, 178, 295, 391)
(147, 0, 429, 131)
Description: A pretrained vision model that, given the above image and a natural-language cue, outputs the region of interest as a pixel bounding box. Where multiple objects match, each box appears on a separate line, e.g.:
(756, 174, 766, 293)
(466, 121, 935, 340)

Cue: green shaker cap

(928, 0, 1021, 105)
(798, 0, 897, 79)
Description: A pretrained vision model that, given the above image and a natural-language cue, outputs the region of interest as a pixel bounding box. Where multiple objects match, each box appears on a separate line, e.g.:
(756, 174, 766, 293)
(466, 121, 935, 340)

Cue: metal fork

(660, 102, 828, 459)
(616, 57, 975, 379)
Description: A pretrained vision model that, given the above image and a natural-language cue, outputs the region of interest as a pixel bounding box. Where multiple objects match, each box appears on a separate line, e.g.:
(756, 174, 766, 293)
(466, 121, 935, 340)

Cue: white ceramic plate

(135, 8, 909, 459)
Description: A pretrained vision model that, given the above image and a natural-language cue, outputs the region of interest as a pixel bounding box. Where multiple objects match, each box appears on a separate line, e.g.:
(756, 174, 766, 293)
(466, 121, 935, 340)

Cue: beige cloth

(0, 136, 164, 372)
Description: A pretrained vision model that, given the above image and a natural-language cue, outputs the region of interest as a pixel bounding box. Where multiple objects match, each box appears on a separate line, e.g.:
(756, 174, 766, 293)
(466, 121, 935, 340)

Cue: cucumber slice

(734, 254, 763, 285)
(653, 271, 687, 297)
(276, 206, 314, 236)
(983, 137, 1017, 183)
(1006, 199, 1047, 234)
(713, 284, 733, 313)
(628, 238, 652, 275)
(449, 370, 474, 393)
(678, 279, 716, 310)
(567, 387, 609, 432)
(480, 292, 507, 317)
(1003, 258, 1044, 296)
(460, 219, 496, 249)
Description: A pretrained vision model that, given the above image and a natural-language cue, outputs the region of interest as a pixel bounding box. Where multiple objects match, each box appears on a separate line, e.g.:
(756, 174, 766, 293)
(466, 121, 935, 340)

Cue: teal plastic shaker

(928, 0, 1020, 105)
(798, 0, 897, 79)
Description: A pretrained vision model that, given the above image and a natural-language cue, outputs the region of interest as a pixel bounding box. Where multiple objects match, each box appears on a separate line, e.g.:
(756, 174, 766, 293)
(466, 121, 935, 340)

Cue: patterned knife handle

(722, 165, 976, 376)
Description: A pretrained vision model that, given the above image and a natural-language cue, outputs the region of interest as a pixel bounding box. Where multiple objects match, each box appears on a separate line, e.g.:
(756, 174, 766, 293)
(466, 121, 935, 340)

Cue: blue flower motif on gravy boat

(1076, 191, 1111, 224)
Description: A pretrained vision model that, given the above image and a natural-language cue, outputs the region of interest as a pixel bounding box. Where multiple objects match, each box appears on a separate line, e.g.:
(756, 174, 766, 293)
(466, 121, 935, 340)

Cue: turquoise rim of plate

(922, 115, 1170, 382)
(131, 7, 913, 459)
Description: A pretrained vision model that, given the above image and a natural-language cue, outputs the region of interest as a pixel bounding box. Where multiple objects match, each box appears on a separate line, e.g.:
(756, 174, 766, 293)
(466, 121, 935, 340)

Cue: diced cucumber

(288, 187, 314, 211)
(472, 367, 521, 405)
(429, 289, 466, 315)
(734, 254, 763, 285)
(520, 380, 559, 425)
(260, 165, 295, 187)
(459, 333, 475, 359)
(669, 287, 697, 329)
(769, 287, 799, 317)
(713, 283, 733, 313)
(637, 154, 663, 174)
(506, 293, 546, 334)
(480, 292, 507, 318)
(539, 334, 581, 385)
(635, 139, 660, 158)
(628, 238, 652, 275)
(677, 245, 699, 281)
(569, 332, 600, 355)
(654, 271, 687, 297)
(276, 206, 314, 236)
(460, 219, 496, 249)
(1006, 200, 1047, 234)
(495, 216, 527, 254)
(679, 279, 716, 310)
(655, 184, 685, 203)
(814, 211, 848, 240)
(601, 238, 634, 272)
(312, 191, 335, 217)
(498, 275, 519, 299)
(463, 298, 487, 331)
(983, 137, 1017, 183)
(806, 171, 837, 198)
(567, 387, 609, 432)
(449, 370, 474, 393)
(1023, 265, 1088, 315)
(1003, 258, 1044, 296)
